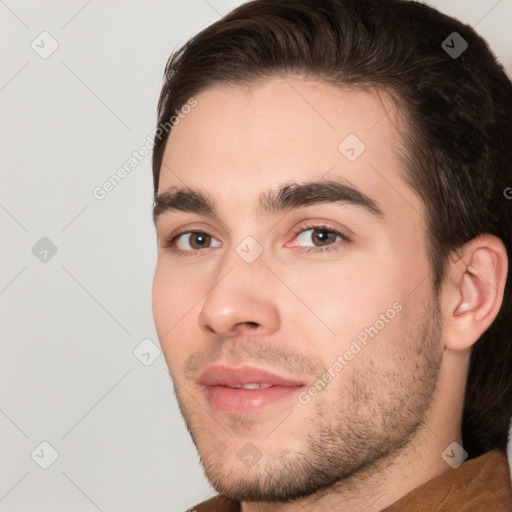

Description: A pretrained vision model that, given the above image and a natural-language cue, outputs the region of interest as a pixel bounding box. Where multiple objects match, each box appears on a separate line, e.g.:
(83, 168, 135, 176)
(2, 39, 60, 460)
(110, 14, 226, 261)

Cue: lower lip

(204, 385, 305, 414)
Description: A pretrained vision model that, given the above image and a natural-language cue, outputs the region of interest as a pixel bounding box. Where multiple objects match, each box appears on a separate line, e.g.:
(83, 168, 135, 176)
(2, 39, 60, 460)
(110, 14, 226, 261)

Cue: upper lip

(199, 365, 305, 387)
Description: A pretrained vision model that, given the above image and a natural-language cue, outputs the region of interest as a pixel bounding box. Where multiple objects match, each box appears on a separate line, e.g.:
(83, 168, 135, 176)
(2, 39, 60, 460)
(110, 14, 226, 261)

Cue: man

(150, 0, 512, 510)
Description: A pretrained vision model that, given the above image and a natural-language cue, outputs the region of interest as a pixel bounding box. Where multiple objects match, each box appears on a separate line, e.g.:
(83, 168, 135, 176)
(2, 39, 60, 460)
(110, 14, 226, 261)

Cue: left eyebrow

(258, 179, 384, 219)
(153, 178, 385, 224)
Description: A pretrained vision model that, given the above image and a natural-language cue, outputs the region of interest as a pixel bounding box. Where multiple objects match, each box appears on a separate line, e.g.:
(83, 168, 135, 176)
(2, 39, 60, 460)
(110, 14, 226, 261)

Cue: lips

(199, 365, 306, 414)
(199, 365, 305, 388)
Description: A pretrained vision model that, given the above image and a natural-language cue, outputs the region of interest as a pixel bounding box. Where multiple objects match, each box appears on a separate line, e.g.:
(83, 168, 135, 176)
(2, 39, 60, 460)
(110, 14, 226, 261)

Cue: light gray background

(1, 1, 511, 511)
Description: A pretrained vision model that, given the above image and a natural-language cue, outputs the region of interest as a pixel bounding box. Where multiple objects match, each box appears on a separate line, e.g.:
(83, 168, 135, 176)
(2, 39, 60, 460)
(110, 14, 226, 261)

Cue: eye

(164, 231, 221, 253)
(289, 224, 349, 253)
(296, 227, 342, 247)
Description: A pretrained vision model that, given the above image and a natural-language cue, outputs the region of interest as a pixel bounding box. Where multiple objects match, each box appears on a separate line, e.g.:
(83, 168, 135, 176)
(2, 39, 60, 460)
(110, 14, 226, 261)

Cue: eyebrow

(153, 178, 384, 224)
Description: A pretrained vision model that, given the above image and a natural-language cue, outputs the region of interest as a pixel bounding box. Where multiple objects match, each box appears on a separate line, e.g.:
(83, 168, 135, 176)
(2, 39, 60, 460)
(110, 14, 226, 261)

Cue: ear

(442, 234, 508, 351)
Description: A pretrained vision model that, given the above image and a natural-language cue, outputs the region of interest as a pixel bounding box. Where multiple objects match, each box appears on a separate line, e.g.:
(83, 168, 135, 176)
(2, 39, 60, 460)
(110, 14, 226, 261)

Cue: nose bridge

(197, 235, 279, 336)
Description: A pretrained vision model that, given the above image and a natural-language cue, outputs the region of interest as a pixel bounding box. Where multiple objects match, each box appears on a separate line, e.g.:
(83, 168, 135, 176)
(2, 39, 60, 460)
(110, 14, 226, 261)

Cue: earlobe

(444, 236, 508, 352)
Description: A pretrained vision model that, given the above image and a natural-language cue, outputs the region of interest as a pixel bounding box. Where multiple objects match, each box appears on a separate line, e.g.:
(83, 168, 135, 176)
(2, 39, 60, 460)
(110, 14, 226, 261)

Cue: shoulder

(188, 494, 240, 512)
(384, 450, 512, 511)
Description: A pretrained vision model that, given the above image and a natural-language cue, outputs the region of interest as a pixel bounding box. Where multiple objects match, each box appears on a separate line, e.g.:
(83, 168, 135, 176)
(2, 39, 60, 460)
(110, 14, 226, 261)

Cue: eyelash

(162, 223, 350, 257)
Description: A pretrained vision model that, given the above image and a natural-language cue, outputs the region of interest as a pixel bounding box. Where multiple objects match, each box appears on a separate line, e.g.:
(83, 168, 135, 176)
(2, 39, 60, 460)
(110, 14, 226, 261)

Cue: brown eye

(311, 229, 338, 246)
(169, 231, 221, 252)
(188, 232, 211, 249)
(295, 227, 343, 248)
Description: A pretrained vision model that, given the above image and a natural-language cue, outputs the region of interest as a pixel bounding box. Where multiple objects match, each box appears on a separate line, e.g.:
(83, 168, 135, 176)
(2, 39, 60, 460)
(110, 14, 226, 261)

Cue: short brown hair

(152, 0, 512, 458)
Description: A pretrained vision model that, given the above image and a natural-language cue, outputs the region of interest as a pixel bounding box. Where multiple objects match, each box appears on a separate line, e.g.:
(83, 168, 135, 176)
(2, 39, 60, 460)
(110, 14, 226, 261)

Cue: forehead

(159, 76, 421, 220)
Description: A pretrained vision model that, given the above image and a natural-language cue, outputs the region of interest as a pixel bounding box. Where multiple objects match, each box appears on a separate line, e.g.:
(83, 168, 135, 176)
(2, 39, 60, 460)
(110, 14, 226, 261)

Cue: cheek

(151, 261, 196, 337)
(282, 258, 399, 335)
(151, 263, 170, 335)
(152, 263, 193, 371)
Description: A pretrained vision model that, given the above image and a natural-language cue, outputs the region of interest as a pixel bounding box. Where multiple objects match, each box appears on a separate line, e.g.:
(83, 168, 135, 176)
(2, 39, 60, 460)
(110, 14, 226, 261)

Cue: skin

(152, 76, 507, 511)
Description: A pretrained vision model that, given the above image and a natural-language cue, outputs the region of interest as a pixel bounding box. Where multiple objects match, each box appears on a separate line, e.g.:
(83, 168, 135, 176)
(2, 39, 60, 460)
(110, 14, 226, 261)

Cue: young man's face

(152, 77, 445, 501)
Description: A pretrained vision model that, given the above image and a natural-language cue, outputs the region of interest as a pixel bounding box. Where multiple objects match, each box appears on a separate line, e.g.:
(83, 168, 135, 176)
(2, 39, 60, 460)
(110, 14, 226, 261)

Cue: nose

(197, 248, 280, 338)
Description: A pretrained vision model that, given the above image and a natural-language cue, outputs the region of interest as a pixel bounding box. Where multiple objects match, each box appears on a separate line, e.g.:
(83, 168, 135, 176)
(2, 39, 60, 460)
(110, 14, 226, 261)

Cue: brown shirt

(191, 450, 512, 511)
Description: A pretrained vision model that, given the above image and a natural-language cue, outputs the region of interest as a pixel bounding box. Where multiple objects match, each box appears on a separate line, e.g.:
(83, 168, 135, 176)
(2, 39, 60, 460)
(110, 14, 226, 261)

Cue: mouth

(199, 365, 307, 414)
